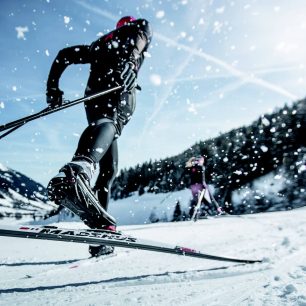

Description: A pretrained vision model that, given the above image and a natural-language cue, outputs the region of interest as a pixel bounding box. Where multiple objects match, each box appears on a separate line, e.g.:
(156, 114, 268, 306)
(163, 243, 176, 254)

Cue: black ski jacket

(47, 19, 152, 134)
(185, 165, 206, 185)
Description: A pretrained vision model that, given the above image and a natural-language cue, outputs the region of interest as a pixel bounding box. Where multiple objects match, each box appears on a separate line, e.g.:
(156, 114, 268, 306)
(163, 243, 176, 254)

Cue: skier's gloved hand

(46, 87, 64, 108)
(120, 62, 137, 92)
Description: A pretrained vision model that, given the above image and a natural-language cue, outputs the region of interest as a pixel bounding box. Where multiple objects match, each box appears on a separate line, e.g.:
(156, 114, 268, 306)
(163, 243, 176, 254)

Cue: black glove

(120, 62, 137, 92)
(46, 87, 64, 108)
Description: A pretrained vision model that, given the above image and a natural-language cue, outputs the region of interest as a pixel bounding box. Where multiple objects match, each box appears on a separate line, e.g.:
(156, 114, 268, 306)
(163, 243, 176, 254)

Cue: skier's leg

(73, 120, 117, 165)
(189, 185, 198, 218)
(94, 139, 118, 211)
(87, 140, 118, 257)
(189, 198, 196, 219)
(47, 121, 117, 223)
(74, 121, 118, 256)
(189, 184, 204, 220)
(82, 139, 118, 229)
(200, 198, 210, 217)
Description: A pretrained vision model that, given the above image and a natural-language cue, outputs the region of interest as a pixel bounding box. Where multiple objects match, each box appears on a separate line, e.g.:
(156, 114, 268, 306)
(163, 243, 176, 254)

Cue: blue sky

(1, 0, 306, 186)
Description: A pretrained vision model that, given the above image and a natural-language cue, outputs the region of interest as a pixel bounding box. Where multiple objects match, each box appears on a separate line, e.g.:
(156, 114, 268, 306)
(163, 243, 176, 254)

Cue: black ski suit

(47, 19, 152, 213)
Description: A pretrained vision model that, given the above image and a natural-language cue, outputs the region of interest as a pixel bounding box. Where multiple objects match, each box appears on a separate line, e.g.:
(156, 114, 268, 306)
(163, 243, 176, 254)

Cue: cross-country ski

(0, 224, 262, 264)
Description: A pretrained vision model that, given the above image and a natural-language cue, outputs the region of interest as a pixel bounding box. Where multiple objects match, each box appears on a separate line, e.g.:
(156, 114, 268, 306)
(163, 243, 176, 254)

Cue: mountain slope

(0, 163, 55, 219)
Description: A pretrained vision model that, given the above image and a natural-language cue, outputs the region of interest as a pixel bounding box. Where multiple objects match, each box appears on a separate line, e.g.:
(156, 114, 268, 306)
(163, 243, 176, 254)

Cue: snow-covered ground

(1, 206, 306, 305)
(35, 189, 193, 226)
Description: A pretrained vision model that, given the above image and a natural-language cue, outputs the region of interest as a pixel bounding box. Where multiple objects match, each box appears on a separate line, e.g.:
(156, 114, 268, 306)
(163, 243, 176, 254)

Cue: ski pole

(191, 189, 206, 221)
(0, 85, 122, 139)
(0, 106, 50, 140)
(203, 182, 222, 210)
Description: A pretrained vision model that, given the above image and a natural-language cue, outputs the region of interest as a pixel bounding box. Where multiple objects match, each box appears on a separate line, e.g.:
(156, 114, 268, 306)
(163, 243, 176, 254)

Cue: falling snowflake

(143, 51, 151, 58)
(260, 145, 268, 153)
(15, 26, 29, 40)
(298, 165, 306, 173)
(216, 6, 225, 14)
(64, 16, 70, 24)
(112, 41, 119, 48)
(150, 74, 162, 86)
(213, 21, 223, 34)
(187, 103, 197, 114)
(234, 170, 242, 175)
(156, 11, 165, 19)
(261, 117, 270, 126)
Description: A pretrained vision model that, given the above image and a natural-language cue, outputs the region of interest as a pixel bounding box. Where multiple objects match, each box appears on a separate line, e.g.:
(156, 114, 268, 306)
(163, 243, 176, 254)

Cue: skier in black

(185, 156, 224, 219)
(46, 16, 152, 256)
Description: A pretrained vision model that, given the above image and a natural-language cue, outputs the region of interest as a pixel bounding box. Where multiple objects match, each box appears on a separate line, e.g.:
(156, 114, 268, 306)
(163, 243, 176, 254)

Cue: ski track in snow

(0, 208, 306, 305)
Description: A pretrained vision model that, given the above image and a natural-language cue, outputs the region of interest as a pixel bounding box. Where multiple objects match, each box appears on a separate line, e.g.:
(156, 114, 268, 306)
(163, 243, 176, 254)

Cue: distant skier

(185, 156, 224, 220)
(46, 16, 152, 256)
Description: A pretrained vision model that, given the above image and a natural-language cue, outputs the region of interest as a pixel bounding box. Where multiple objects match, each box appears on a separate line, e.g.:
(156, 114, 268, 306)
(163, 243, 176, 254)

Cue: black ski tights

(74, 121, 116, 164)
(73, 121, 118, 211)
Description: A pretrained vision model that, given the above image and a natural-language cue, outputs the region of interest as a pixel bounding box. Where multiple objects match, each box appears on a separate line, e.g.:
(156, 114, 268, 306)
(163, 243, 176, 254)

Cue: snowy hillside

(0, 206, 306, 305)
(0, 163, 55, 220)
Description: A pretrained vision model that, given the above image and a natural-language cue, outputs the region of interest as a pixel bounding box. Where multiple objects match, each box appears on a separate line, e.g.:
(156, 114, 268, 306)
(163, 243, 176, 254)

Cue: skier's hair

(185, 156, 205, 167)
(185, 157, 196, 167)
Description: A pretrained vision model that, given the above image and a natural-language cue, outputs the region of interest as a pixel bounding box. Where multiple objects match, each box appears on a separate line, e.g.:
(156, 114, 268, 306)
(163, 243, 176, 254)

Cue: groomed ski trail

(0, 208, 306, 305)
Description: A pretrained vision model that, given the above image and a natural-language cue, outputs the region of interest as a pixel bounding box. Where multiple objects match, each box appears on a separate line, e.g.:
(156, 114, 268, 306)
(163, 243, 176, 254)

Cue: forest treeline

(111, 99, 305, 214)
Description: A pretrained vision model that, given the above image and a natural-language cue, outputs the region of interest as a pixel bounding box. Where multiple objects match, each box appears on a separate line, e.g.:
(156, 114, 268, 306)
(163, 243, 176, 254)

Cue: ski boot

(47, 158, 114, 222)
(216, 207, 227, 216)
(47, 158, 95, 205)
(89, 224, 116, 257)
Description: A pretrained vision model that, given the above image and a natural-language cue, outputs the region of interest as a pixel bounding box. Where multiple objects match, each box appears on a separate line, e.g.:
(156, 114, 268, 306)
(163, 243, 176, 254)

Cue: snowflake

(64, 16, 70, 24)
(15, 26, 29, 40)
(156, 11, 165, 19)
(150, 74, 162, 86)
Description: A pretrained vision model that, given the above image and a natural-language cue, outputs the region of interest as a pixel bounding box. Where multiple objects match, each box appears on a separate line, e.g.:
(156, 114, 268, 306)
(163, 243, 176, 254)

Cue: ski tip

(175, 246, 263, 264)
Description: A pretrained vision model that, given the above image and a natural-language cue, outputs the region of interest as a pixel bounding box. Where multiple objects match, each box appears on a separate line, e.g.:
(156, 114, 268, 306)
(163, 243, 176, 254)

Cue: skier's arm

(46, 45, 91, 107)
(46, 45, 91, 89)
(181, 166, 190, 186)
